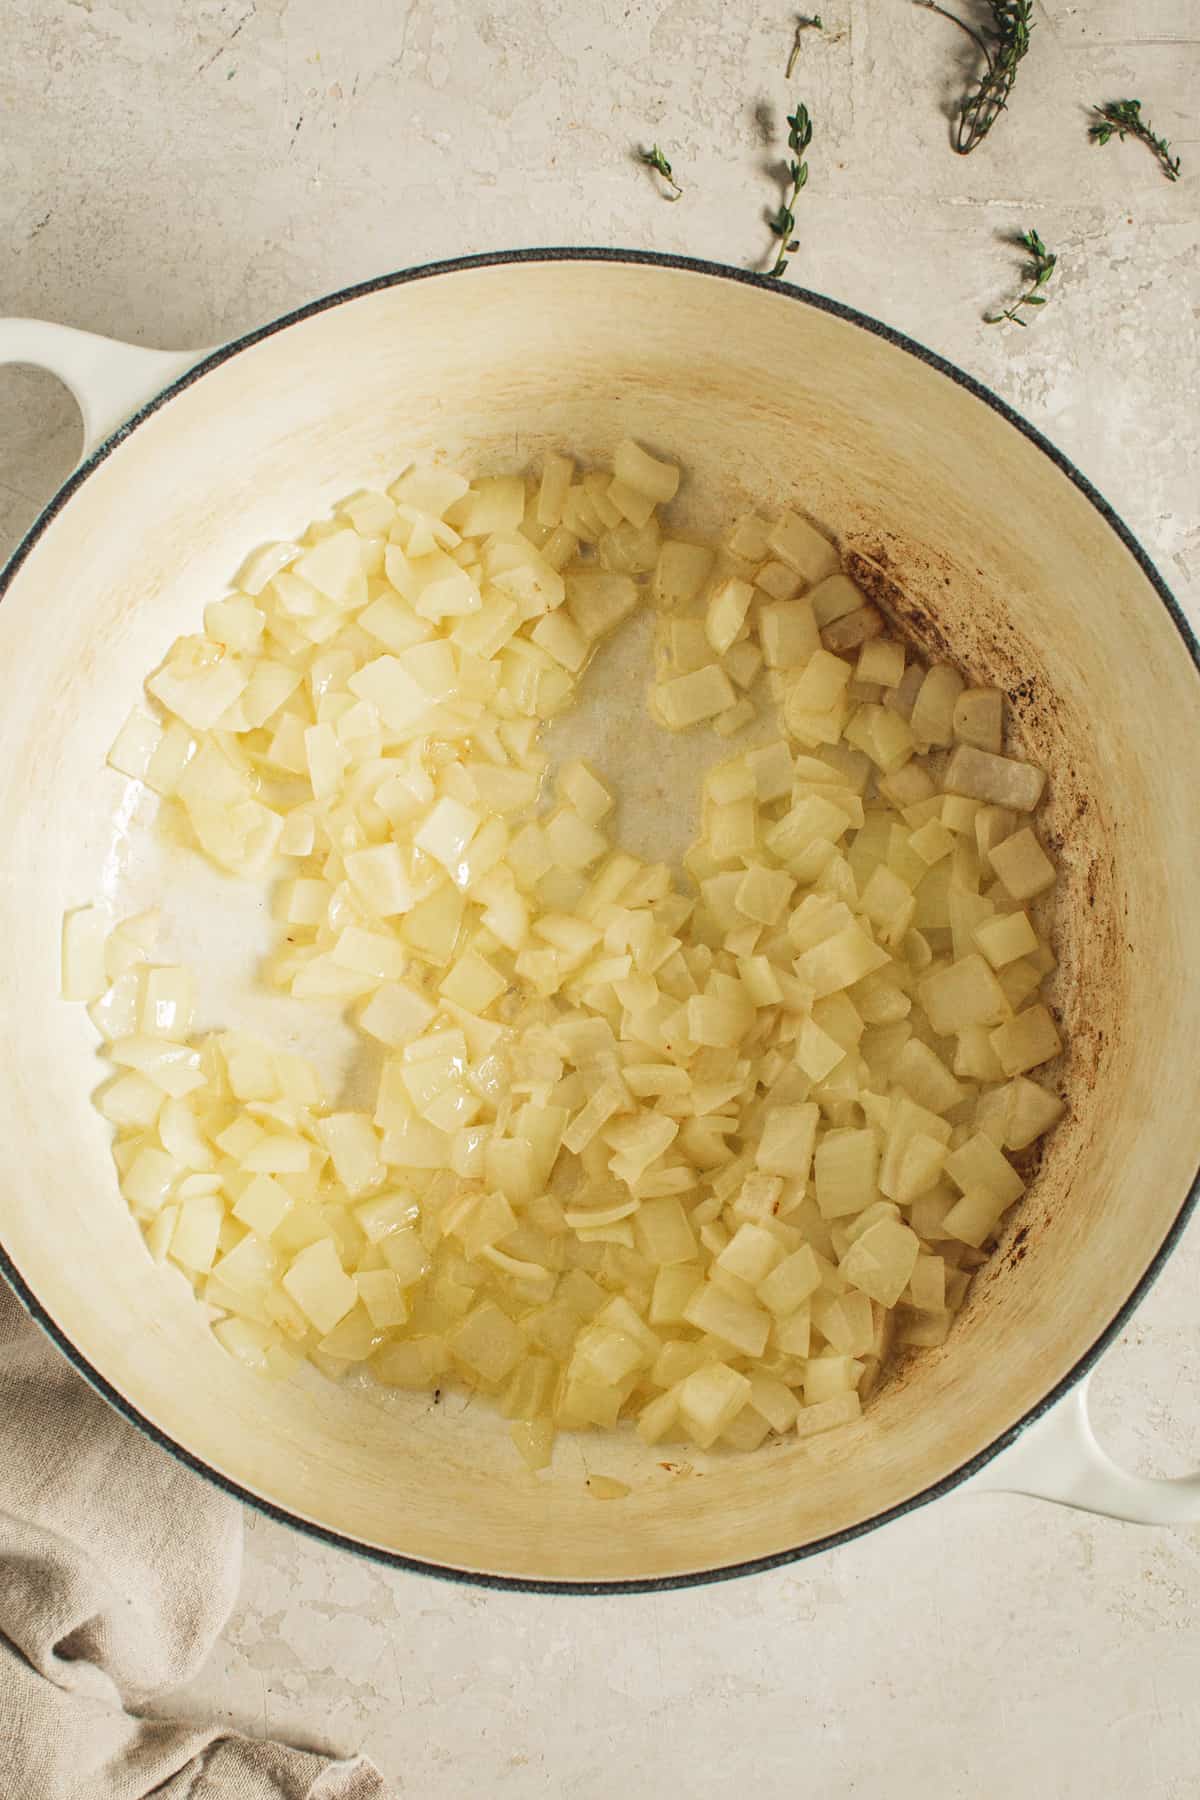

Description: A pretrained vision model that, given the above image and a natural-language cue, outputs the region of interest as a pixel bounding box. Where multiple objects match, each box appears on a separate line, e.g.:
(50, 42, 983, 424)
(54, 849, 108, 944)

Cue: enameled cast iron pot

(1, 252, 1198, 1591)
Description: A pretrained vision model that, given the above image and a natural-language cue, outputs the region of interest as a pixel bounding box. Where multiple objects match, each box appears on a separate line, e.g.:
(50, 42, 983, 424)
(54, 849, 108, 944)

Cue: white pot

(1, 253, 1197, 1590)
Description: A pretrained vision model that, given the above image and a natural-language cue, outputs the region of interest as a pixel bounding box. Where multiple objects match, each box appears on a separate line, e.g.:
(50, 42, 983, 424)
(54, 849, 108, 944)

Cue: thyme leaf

(638, 143, 683, 201)
(786, 14, 824, 80)
(1090, 99, 1181, 183)
(915, 1, 1034, 155)
(984, 226, 1057, 327)
(766, 102, 813, 279)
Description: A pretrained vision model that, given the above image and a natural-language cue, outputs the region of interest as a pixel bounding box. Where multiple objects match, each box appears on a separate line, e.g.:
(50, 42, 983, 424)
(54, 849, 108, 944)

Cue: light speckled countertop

(3, 3, 1199, 1795)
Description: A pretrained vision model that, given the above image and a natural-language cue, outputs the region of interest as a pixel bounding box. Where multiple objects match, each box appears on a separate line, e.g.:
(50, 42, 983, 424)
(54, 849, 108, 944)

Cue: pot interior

(1, 259, 1197, 1585)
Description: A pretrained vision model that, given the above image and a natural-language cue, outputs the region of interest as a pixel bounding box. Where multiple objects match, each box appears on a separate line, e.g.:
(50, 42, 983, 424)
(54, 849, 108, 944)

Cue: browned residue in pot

(834, 528, 1125, 1390)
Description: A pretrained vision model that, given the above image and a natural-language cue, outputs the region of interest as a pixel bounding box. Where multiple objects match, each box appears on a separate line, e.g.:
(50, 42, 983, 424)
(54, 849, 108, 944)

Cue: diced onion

(73, 447, 1062, 1473)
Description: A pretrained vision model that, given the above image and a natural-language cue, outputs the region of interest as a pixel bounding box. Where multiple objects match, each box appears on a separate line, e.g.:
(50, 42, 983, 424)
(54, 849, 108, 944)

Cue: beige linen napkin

(0, 1277, 391, 1800)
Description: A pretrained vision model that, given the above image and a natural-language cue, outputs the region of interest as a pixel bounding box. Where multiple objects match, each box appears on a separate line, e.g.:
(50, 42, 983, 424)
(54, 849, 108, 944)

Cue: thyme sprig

(766, 102, 813, 279)
(1090, 99, 1181, 183)
(985, 227, 1056, 327)
(638, 144, 683, 200)
(785, 14, 824, 80)
(915, 0, 1034, 154)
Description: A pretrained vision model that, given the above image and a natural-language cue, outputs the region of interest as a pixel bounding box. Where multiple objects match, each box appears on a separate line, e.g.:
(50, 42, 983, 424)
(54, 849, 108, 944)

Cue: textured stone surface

(2, 2, 1198, 1794)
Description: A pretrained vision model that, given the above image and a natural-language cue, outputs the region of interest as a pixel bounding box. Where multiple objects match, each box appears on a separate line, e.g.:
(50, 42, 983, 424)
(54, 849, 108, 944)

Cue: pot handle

(968, 1374, 1200, 1524)
(0, 318, 207, 462)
